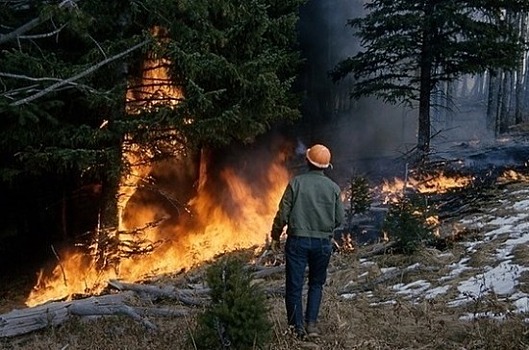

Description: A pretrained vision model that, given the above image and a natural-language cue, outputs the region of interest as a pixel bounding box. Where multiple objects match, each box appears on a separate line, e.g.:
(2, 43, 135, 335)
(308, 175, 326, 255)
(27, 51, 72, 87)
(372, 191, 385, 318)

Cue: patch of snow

(512, 200, 529, 210)
(341, 182, 529, 320)
(380, 267, 397, 273)
(513, 296, 529, 313)
(489, 216, 520, 226)
(459, 312, 507, 321)
(369, 300, 397, 306)
(341, 293, 356, 300)
(450, 262, 527, 306)
(462, 241, 482, 253)
(485, 225, 514, 237)
(392, 280, 431, 297)
(440, 257, 471, 281)
(424, 285, 451, 299)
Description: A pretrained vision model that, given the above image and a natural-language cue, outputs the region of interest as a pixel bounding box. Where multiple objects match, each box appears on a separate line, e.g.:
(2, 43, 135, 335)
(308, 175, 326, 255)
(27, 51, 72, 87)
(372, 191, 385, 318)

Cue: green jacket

(271, 169, 345, 240)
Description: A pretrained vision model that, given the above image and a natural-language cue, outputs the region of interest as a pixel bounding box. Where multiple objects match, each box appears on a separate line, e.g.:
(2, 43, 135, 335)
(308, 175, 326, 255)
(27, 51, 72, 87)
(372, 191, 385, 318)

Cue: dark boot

(305, 322, 321, 338)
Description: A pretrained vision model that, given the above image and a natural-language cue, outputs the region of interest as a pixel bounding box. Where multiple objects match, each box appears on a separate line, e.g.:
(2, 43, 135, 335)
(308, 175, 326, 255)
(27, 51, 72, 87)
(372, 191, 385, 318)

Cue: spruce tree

(193, 256, 272, 350)
(0, 0, 305, 241)
(331, 0, 529, 156)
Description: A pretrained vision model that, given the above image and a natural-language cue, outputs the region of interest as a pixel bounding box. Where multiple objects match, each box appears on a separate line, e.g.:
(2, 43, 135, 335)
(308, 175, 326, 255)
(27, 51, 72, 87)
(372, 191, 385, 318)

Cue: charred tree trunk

(417, 8, 434, 157)
(515, 12, 527, 124)
(500, 71, 514, 133)
(444, 81, 454, 130)
(487, 70, 499, 135)
(496, 70, 507, 134)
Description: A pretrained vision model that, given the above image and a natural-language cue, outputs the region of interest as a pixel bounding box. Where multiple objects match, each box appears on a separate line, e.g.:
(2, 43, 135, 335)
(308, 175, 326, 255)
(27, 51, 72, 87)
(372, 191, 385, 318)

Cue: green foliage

(383, 194, 437, 255)
(0, 0, 305, 240)
(346, 176, 372, 219)
(331, 0, 529, 107)
(145, 0, 305, 146)
(0, 0, 305, 182)
(0, 0, 148, 185)
(193, 256, 272, 350)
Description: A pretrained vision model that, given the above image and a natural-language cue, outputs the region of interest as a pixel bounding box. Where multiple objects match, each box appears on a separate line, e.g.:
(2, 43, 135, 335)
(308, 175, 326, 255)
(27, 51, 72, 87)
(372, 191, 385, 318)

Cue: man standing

(270, 143, 345, 339)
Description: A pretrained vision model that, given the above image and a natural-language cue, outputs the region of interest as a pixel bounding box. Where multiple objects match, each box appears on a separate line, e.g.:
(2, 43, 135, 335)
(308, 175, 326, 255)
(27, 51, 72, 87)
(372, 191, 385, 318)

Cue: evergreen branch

(11, 39, 151, 106)
(0, 0, 78, 45)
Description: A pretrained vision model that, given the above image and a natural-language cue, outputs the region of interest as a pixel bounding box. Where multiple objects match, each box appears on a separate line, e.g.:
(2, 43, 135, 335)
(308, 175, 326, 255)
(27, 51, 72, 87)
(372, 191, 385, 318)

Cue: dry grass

(3, 246, 529, 350)
(2, 288, 528, 350)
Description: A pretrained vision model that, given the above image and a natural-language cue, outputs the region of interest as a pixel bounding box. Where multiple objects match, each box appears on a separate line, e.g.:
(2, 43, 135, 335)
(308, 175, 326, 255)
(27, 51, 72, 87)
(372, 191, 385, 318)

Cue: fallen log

(0, 292, 145, 338)
(1, 260, 287, 338)
(357, 241, 397, 259)
(68, 294, 157, 331)
(0, 289, 199, 338)
(108, 279, 210, 306)
(251, 265, 284, 279)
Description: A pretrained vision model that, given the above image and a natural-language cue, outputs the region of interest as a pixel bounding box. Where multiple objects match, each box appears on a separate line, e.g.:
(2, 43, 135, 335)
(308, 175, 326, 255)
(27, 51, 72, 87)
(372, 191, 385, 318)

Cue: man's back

(286, 170, 344, 239)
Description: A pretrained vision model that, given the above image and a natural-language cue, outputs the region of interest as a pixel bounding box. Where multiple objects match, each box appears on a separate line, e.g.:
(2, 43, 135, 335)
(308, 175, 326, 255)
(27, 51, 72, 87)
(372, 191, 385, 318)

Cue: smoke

(296, 0, 493, 179)
(295, 139, 307, 156)
(297, 0, 415, 172)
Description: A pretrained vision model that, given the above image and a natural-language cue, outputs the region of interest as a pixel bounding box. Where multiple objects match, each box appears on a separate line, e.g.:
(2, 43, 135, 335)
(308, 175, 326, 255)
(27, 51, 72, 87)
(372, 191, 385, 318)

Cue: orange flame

(26, 150, 290, 307)
(26, 28, 291, 306)
(498, 169, 529, 183)
(380, 171, 474, 203)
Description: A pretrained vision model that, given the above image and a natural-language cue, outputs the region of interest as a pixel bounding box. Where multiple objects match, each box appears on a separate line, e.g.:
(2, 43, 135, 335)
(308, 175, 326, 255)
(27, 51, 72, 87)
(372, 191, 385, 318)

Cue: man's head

(306, 144, 331, 169)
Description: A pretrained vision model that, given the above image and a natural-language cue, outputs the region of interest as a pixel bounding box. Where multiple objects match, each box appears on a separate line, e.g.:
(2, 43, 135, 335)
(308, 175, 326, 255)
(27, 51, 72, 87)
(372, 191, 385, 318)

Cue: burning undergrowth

(4, 151, 529, 348)
(21, 141, 529, 309)
(24, 140, 293, 307)
(339, 159, 529, 251)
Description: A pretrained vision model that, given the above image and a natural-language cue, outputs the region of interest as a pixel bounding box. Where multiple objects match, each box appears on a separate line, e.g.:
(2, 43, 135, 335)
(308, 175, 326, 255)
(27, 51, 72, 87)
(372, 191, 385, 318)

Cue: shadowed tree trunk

(417, 1, 434, 156)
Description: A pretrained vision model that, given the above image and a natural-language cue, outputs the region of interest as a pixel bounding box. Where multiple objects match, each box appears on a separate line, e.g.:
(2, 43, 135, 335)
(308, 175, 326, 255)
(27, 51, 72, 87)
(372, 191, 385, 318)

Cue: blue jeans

(285, 235, 333, 329)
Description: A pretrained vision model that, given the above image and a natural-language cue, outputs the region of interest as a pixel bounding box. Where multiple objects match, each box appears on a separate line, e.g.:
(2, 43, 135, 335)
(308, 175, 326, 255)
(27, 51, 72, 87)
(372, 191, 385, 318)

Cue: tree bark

(486, 70, 499, 135)
(417, 1, 435, 157)
(0, 292, 138, 337)
(515, 12, 528, 124)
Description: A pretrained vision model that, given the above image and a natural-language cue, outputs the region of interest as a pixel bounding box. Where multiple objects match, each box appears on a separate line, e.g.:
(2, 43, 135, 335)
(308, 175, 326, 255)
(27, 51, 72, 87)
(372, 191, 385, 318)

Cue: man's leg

(305, 238, 332, 325)
(285, 236, 309, 333)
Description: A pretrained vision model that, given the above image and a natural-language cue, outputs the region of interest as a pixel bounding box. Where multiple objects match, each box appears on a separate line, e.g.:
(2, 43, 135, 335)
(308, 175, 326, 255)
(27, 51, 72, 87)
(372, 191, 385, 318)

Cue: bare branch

(10, 39, 151, 106)
(0, 0, 78, 45)
(0, 73, 97, 99)
(0, 72, 66, 83)
(18, 23, 68, 40)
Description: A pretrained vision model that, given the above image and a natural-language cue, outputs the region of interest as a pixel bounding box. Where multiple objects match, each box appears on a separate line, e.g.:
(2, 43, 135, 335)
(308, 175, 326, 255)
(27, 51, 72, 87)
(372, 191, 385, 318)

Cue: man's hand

(270, 239, 281, 253)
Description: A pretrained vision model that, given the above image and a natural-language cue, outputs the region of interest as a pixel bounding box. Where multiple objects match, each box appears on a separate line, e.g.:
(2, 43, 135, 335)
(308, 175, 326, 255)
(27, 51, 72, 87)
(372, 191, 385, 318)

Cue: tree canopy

(331, 0, 529, 155)
(0, 0, 305, 241)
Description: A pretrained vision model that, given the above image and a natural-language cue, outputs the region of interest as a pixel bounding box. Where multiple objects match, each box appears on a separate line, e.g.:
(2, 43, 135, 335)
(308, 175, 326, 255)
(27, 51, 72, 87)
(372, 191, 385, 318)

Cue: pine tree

(331, 0, 529, 157)
(0, 0, 305, 241)
(383, 193, 437, 254)
(193, 256, 272, 350)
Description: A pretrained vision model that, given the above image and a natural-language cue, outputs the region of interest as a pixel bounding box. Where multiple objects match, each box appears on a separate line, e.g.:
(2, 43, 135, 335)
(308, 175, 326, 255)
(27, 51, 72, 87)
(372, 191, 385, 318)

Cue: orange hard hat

(306, 144, 331, 168)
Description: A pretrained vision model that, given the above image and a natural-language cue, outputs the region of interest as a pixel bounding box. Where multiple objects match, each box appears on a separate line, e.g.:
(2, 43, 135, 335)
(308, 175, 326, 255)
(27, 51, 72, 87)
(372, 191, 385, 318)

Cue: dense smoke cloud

(296, 0, 492, 179)
(296, 0, 416, 175)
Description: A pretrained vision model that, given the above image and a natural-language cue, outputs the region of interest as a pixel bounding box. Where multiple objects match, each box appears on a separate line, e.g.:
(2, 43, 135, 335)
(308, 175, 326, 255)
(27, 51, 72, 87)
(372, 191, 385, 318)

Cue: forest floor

(4, 137, 529, 349)
(3, 178, 529, 349)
